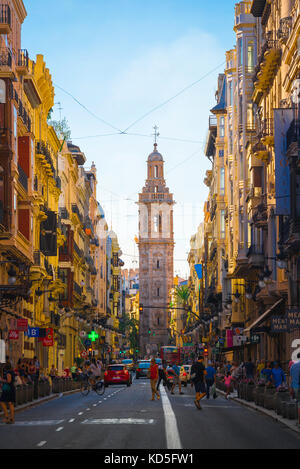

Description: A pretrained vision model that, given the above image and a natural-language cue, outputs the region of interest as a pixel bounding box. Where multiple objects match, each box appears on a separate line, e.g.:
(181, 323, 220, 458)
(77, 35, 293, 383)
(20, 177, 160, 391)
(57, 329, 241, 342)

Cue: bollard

(286, 402, 297, 420)
(15, 385, 23, 406)
(275, 391, 291, 415)
(27, 382, 33, 402)
(246, 383, 255, 402)
(263, 387, 276, 410)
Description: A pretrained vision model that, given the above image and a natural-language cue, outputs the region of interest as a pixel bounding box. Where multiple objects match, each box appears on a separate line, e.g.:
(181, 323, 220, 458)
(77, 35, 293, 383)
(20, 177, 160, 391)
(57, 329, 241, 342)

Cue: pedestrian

(256, 360, 265, 380)
(0, 361, 16, 424)
(243, 358, 255, 380)
(261, 361, 273, 385)
(230, 361, 240, 395)
(34, 356, 40, 379)
(170, 363, 184, 395)
(290, 353, 300, 399)
(149, 358, 160, 401)
(224, 371, 234, 399)
(49, 364, 57, 384)
(157, 361, 167, 391)
(205, 361, 216, 399)
(191, 356, 207, 410)
(271, 362, 286, 389)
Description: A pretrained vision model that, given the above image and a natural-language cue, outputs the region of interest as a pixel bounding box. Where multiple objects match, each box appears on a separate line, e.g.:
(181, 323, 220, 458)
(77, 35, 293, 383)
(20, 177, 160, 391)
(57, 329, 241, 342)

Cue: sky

(22, 0, 237, 278)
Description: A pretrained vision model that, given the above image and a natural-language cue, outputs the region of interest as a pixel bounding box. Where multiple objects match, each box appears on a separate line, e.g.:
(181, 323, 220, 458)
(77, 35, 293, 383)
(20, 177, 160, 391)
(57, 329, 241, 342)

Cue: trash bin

(263, 387, 276, 410)
(246, 383, 255, 402)
(275, 391, 290, 415)
(27, 382, 33, 402)
(15, 385, 23, 406)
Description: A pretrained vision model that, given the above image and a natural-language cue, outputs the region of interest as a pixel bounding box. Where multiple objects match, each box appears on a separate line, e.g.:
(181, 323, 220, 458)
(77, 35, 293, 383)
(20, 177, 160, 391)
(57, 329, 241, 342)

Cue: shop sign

(17, 319, 28, 332)
(250, 334, 261, 344)
(271, 316, 289, 333)
(8, 330, 19, 340)
(42, 328, 54, 347)
(286, 310, 300, 330)
(26, 327, 40, 338)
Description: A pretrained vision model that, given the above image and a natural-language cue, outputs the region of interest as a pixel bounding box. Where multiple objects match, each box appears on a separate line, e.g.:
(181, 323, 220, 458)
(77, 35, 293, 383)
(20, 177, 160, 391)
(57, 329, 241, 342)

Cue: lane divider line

(160, 385, 182, 450)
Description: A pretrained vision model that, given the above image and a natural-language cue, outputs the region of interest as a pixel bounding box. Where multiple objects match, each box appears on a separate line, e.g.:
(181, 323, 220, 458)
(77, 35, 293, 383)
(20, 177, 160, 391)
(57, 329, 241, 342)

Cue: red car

(104, 364, 131, 387)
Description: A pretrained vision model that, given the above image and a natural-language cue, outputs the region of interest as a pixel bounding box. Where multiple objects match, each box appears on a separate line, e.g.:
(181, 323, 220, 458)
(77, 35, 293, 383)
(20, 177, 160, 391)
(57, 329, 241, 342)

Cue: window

(238, 37, 243, 66)
(220, 210, 225, 239)
(155, 166, 158, 178)
(154, 215, 159, 233)
(219, 150, 224, 158)
(219, 116, 225, 137)
(157, 260, 160, 269)
(247, 42, 255, 72)
(228, 81, 233, 107)
(157, 288, 160, 297)
(220, 168, 225, 196)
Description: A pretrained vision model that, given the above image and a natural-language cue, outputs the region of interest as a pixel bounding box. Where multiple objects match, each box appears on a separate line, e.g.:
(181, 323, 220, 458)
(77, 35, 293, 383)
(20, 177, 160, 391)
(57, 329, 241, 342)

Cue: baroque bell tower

(138, 132, 175, 356)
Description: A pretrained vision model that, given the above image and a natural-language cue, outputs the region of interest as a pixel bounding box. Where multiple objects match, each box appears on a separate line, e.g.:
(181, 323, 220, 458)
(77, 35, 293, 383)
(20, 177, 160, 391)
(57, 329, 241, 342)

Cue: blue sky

(23, 0, 237, 277)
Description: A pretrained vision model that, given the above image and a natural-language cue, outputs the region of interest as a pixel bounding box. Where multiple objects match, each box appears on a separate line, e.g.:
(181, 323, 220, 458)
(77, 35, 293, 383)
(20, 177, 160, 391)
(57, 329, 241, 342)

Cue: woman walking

(149, 358, 160, 401)
(0, 362, 16, 424)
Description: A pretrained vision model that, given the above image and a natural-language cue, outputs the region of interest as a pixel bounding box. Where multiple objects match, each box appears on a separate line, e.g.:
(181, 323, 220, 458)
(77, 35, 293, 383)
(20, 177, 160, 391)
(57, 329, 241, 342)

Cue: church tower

(138, 137, 175, 356)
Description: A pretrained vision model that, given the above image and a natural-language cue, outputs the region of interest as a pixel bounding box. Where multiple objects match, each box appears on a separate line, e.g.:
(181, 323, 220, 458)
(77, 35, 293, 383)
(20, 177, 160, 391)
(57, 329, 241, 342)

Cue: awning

(244, 299, 284, 334)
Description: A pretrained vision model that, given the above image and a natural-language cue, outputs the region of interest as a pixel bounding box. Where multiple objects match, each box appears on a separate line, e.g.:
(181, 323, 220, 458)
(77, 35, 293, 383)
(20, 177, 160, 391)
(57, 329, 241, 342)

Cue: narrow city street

(0, 379, 299, 450)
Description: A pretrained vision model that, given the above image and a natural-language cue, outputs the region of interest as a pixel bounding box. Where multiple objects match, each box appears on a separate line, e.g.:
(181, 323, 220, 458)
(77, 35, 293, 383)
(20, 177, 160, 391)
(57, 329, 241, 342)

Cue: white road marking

(12, 420, 64, 426)
(69, 419, 75, 423)
(82, 419, 155, 425)
(37, 441, 47, 447)
(160, 385, 182, 450)
(78, 412, 83, 415)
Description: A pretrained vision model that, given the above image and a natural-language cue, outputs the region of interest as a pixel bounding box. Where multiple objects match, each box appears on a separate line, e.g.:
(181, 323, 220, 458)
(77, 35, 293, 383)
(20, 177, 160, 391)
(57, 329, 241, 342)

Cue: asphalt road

(0, 377, 300, 450)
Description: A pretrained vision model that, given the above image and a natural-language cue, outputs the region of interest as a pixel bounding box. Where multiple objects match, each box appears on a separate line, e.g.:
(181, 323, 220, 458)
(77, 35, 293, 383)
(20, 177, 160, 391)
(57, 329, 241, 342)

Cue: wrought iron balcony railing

(0, 47, 12, 66)
(0, 4, 11, 26)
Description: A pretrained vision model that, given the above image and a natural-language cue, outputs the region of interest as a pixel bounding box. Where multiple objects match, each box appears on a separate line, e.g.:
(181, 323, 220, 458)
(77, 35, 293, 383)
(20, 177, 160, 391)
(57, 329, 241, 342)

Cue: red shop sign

(17, 319, 28, 332)
(8, 330, 19, 340)
(42, 328, 54, 347)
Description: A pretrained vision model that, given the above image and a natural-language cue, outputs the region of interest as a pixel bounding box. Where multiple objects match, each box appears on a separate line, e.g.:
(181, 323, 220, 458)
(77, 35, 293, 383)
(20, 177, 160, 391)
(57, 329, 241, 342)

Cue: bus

(160, 346, 181, 365)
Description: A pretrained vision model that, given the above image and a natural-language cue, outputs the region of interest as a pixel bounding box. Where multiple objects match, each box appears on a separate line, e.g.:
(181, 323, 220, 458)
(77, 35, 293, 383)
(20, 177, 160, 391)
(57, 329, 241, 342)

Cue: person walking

(0, 362, 16, 424)
(271, 362, 286, 389)
(243, 358, 255, 380)
(224, 371, 234, 399)
(191, 356, 207, 410)
(290, 353, 300, 399)
(170, 363, 184, 395)
(157, 361, 167, 391)
(205, 361, 216, 399)
(149, 358, 160, 401)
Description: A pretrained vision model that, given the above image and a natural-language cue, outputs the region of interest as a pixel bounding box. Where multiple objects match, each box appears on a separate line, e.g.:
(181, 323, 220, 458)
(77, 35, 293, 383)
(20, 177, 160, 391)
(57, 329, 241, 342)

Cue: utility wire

(121, 60, 226, 133)
(53, 83, 123, 133)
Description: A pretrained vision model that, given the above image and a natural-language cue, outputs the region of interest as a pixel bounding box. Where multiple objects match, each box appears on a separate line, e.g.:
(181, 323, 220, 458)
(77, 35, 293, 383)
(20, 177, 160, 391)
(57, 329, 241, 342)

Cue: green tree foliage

(49, 117, 71, 140)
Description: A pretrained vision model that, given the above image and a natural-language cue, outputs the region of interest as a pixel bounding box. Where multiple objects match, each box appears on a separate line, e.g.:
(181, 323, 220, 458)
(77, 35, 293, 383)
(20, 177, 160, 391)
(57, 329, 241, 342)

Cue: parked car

(180, 365, 192, 386)
(135, 361, 151, 379)
(104, 365, 131, 387)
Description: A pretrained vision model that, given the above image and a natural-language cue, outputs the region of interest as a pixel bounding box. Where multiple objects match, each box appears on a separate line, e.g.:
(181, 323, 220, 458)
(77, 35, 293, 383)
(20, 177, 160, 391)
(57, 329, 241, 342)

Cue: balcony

(36, 141, 55, 175)
(286, 119, 300, 154)
(16, 49, 29, 75)
(0, 47, 12, 67)
(73, 281, 83, 297)
(18, 164, 28, 192)
(59, 207, 69, 220)
(0, 5, 11, 34)
(253, 40, 281, 100)
(71, 204, 84, 224)
(252, 200, 268, 228)
(247, 244, 265, 269)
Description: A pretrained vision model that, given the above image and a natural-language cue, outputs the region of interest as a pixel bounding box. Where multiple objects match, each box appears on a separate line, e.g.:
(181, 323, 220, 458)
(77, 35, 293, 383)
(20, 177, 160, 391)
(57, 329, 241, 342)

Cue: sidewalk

(0, 387, 80, 417)
(216, 388, 300, 436)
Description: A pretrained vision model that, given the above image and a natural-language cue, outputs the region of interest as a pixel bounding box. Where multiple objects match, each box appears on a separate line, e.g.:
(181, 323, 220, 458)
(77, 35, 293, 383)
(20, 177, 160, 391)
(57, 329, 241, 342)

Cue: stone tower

(138, 143, 175, 356)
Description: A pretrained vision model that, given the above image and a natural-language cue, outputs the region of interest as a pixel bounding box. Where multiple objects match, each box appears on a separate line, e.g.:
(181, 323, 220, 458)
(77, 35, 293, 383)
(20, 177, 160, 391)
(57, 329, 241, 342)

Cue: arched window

(155, 166, 158, 178)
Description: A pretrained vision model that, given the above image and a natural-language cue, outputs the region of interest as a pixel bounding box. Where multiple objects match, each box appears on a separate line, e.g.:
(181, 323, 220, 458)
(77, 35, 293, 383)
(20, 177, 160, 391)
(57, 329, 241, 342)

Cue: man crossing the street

(191, 356, 207, 410)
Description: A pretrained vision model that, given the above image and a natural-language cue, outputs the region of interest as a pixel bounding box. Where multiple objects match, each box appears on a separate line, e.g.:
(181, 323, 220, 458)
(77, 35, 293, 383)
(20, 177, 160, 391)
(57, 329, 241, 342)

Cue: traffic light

(139, 304, 144, 314)
(204, 347, 209, 357)
(148, 329, 151, 335)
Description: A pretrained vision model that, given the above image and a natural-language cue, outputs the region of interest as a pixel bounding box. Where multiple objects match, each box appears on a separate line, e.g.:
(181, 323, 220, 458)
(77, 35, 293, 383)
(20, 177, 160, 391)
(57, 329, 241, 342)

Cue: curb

(217, 389, 300, 436)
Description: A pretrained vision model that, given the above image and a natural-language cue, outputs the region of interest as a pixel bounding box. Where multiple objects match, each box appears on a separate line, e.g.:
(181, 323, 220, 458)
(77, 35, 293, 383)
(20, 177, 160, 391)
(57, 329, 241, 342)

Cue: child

(224, 372, 233, 399)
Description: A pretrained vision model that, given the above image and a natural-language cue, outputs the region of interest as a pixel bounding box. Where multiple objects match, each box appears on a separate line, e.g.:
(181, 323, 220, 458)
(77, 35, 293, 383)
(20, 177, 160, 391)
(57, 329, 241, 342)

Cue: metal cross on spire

(153, 125, 160, 147)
